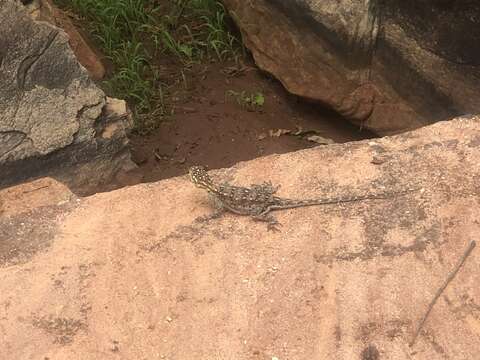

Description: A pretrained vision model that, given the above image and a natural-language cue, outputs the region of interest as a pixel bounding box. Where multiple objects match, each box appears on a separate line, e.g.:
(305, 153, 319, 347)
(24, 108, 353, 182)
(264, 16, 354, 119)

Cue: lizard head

(189, 166, 214, 189)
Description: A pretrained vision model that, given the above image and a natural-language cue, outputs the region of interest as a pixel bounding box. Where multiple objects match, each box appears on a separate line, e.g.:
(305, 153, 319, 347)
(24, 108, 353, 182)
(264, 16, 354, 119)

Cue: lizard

(189, 165, 410, 231)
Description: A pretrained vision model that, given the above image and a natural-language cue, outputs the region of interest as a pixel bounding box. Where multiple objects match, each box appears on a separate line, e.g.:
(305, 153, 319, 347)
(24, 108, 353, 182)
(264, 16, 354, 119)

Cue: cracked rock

(0, 0, 133, 194)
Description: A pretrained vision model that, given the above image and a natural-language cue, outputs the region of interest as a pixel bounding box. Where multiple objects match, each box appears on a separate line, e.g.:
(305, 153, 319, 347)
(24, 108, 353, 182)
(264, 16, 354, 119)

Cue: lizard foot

(267, 221, 282, 232)
(253, 213, 282, 232)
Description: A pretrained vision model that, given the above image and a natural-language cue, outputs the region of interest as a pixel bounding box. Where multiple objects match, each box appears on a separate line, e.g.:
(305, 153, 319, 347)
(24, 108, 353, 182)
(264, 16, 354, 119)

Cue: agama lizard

(189, 165, 409, 231)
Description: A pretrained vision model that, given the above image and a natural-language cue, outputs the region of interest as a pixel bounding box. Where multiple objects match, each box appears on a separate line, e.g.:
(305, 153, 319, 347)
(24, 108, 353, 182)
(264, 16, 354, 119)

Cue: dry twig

(410, 240, 476, 347)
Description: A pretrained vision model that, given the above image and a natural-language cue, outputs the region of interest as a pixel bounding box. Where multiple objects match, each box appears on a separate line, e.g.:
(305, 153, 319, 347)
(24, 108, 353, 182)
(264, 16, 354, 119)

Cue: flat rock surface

(1, 116, 480, 359)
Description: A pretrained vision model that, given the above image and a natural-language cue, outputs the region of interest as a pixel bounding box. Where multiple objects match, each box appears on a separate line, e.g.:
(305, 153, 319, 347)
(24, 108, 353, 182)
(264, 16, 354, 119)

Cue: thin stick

(409, 240, 476, 347)
(22, 185, 49, 194)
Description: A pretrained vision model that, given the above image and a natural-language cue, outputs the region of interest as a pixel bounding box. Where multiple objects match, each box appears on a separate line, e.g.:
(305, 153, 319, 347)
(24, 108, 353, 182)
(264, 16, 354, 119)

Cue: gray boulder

(223, 0, 480, 134)
(0, 0, 133, 194)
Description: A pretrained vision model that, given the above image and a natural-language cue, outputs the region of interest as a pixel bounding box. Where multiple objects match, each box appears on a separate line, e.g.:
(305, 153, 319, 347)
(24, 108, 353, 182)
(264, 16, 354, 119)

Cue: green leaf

(252, 93, 265, 106)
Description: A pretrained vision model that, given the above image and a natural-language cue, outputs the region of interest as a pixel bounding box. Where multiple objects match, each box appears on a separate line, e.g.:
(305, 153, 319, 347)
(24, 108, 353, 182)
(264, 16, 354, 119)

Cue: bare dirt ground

(97, 56, 374, 193)
(130, 59, 372, 177)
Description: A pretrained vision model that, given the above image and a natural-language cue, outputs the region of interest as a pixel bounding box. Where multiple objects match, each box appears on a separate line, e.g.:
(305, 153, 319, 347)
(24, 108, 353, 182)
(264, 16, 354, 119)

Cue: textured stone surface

(0, 0, 132, 194)
(0, 116, 479, 359)
(25, 0, 106, 80)
(223, 0, 480, 135)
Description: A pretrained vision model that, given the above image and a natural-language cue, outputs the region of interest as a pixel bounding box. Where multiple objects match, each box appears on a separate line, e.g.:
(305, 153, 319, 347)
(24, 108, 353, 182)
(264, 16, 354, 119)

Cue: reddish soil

(104, 57, 374, 191)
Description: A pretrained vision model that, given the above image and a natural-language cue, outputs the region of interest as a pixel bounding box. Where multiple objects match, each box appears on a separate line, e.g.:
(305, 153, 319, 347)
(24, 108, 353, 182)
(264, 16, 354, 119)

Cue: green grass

(145, 0, 242, 64)
(56, 0, 243, 133)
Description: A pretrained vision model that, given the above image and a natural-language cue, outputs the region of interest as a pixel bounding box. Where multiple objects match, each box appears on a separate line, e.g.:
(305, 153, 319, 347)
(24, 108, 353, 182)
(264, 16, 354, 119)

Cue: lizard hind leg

(252, 211, 282, 232)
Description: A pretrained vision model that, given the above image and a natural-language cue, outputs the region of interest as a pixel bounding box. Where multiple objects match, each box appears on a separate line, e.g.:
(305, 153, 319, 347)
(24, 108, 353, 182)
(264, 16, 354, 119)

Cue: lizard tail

(277, 191, 406, 208)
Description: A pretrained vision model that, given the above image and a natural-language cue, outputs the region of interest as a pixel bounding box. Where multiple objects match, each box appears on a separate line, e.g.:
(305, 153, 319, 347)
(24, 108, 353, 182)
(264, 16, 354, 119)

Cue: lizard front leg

(207, 193, 227, 219)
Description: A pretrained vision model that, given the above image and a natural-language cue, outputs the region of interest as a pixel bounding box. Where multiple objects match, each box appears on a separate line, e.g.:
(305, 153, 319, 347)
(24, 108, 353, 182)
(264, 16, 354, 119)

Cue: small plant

(251, 92, 265, 107)
(226, 90, 265, 111)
